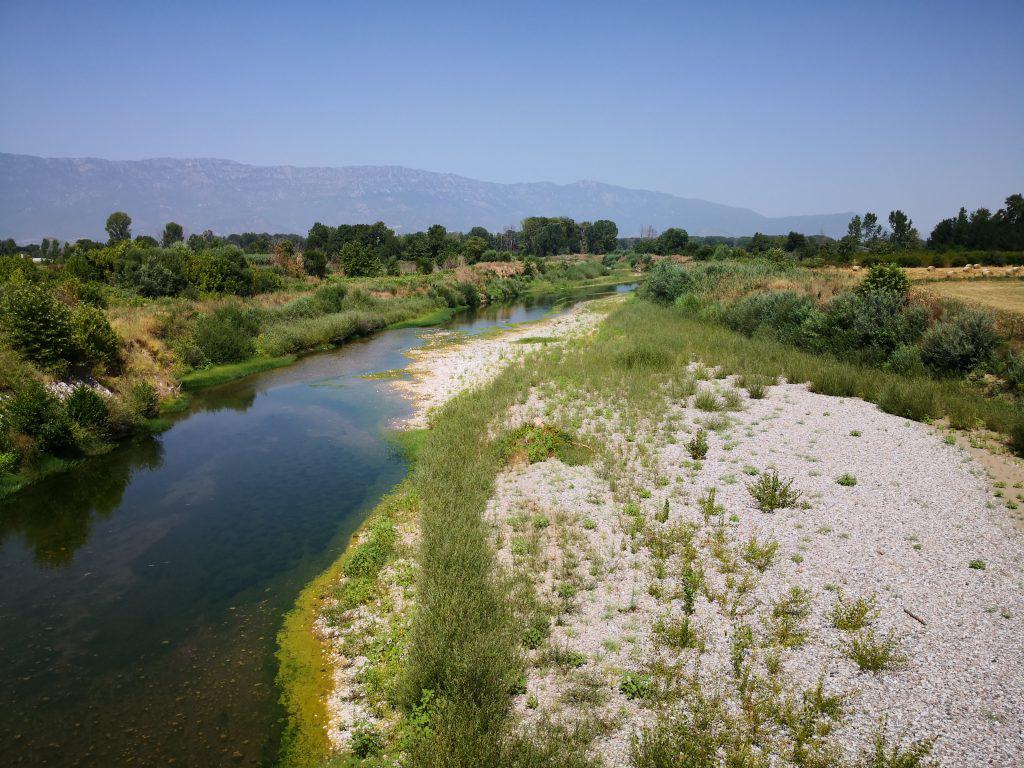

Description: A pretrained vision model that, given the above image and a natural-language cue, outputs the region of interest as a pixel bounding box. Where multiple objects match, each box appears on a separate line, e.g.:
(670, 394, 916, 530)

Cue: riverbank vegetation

(0, 210, 639, 498)
(286, 285, 1017, 766)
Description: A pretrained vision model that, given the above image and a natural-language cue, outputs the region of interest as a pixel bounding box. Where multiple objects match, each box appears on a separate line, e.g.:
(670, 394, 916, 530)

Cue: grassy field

(915, 277, 1024, 313)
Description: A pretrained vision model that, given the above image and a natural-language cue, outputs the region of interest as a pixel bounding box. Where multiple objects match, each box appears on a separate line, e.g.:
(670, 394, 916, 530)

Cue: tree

(887, 210, 919, 250)
(588, 220, 618, 254)
(134, 235, 159, 247)
(105, 212, 132, 244)
(161, 222, 184, 247)
(847, 215, 863, 246)
(461, 236, 488, 264)
(303, 249, 328, 278)
(338, 242, 381, 277)
(656, 228, 689, 255)
(784, 232, 807, 252)
(427, 225, 448, 263)
(862, 212, 883, 244)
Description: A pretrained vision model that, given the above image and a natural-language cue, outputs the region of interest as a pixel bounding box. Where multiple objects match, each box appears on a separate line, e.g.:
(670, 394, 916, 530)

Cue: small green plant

(350, 722, 384, 758)
(837, 473, 857, 487)
(765, 586, 812, 648)
(830, 590, 879, 631)
(525, 694, 538, 709)
(687, 428, 709, 460)
(653, 615, 705, 650)
(968, 559, 987, 570)
(857, 727, 936, 768)
(618, 671, 652, 700)
(656, 498, 669, 523)
(557, 582, 577, 600)
(748, 470, 801, 512)
(741, 535, 779, 572)
(694, 389, 722, 412)
(698, 487, 724, 520)
(498, 423, 591, 465)
(533, 514, 550, 529)
(847, 629, 905, 672)
(722, 388, 744, 410)
(850, 429, 861, 437)
(582, 517, 596, 530)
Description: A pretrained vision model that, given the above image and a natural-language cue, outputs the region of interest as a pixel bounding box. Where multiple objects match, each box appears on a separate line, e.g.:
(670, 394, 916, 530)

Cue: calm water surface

(0, 285, 632, 767)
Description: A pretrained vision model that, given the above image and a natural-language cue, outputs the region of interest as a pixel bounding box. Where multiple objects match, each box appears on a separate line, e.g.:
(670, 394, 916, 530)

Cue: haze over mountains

(0, 153, 854, 243)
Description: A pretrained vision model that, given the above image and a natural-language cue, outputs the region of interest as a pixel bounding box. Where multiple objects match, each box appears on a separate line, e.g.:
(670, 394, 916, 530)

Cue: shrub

(814, 291, 925, 363)
(968, 559, 986, 570)
(886, 345, 925, 377)
(71, 304, 121, 371)
(856, 728, 936, 768)
(125, 381, 160, 419)
(837, 473, 857, 486)
(846, 629, 905, 672)
(748, 470, 801, 512)
(350, 723, 384, 758)
(830, 591, 879, 631)
(0, 278, 76, 371)
(856, 263, 910, 299)
(639, 260, 689, 304)
(741, 535, 778, 571)
(2, 380, 73, 452)
(187, 304, 260, 366)
(0, 451, 17, 474)
(65, 386, 109, 431)
(919, 309, 1000, 376)
(722, 290, 819, 347)
(185, 245, 254, 294)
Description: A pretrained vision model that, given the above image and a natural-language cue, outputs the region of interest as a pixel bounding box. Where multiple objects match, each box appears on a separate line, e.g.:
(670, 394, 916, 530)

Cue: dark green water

(0, 286, 632, 767)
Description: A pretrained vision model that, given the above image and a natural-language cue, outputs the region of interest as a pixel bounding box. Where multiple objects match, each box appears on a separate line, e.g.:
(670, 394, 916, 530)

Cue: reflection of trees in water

(186, 383, 258, 415)
(0, 437, 164, 567)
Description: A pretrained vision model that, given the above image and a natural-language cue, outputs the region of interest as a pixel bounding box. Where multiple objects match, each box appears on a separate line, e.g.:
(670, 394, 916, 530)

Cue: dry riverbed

(318, 298, 1024, 766)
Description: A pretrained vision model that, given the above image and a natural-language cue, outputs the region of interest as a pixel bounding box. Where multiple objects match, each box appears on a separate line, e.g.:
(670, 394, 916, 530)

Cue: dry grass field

(916, 278, 1024, 313)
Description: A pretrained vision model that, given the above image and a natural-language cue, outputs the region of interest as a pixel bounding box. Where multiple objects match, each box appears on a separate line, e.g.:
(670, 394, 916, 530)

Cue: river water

(0, 285, 631, 767)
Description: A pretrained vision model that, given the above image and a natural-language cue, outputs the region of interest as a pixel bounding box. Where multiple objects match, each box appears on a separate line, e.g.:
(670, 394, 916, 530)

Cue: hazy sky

(1, 0, 1021, 229)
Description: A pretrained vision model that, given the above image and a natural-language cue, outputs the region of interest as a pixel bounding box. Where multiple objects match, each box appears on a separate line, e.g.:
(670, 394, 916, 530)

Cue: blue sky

(1, 0, 1021, 229)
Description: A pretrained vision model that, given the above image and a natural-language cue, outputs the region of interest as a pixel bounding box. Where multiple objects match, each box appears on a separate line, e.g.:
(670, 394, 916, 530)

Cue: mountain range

(0, 153, 853, 243)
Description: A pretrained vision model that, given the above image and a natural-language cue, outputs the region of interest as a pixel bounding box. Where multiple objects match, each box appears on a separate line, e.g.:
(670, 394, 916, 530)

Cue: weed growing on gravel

(748, 470, 802, 512)
(687, 429, 709, 460)
(830, 591, 879, 631)
(741, 535, 779, 572)
(857, 726, 937, 768)
(847, 629, 906, 672)
(722, 388, 744, 411)
(738, 373, 770, 399)
(698, 487, 725, 521)
(968, 559, 987, 570)
(654, 615, 706, 651)
(619, 672, 652, 700)
(837, 473, 858, 486)
(694, 389, 722, 412)
(765, 586, 812, 648)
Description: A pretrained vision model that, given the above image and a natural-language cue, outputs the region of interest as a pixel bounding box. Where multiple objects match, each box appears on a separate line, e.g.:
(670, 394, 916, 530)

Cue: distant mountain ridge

(0, 153, 854, 242)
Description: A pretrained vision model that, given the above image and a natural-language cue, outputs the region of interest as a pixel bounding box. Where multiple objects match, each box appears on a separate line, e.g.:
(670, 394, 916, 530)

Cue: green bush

(71, 304, 121, 371)
(886, 345, 925, 377)
(0, 278, 77, 371)
(185, 246, 254, 295)
(2, 380, 73, 452)
(638, 260, 689, 303)
(856, 263, 910, 298)
(919, 309, 1000, 376)
(65, 386, 109, 430)
(125, 381, 160, 419)
(748, 470, 801, 512)
(186, 304, 261, 366)
(722, 290, 819, 348)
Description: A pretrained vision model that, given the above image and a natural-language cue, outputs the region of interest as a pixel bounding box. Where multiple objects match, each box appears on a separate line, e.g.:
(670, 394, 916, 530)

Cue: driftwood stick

(903, 607, 927, 626)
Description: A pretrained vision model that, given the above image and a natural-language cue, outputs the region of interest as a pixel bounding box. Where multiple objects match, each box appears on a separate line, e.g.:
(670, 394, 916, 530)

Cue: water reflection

(0, 436, 163, 567)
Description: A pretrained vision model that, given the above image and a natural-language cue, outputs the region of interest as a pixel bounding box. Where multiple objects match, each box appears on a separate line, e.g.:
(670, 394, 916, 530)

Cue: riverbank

(290, 296, 1024, 767)
(275, 294, 620, 767)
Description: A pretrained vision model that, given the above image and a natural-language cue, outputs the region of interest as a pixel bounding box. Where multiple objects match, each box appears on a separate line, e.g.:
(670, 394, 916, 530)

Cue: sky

(1, 0, 1022, 230)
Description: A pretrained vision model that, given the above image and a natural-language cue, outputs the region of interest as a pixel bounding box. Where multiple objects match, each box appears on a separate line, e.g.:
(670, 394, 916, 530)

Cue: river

(0, 284, 632, 767)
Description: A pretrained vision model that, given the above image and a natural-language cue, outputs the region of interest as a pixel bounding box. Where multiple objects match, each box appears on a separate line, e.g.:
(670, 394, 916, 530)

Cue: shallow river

(0, 284, 631, 767)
